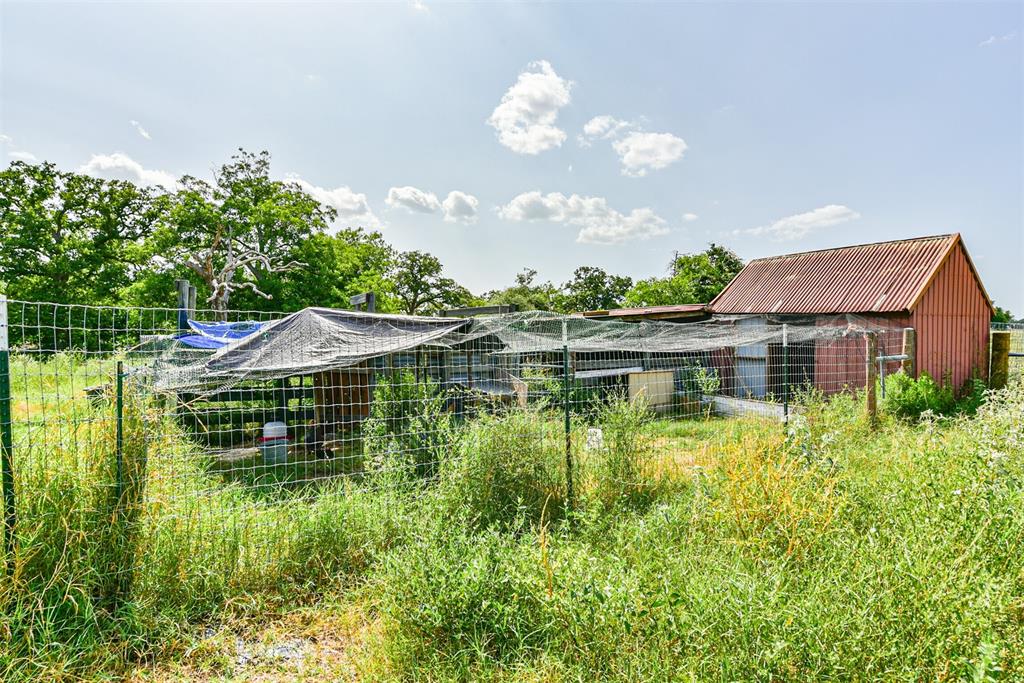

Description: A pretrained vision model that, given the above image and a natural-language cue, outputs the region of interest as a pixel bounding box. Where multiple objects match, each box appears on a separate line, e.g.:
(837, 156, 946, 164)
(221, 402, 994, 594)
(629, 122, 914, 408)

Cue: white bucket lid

(263, 421, 288, 438)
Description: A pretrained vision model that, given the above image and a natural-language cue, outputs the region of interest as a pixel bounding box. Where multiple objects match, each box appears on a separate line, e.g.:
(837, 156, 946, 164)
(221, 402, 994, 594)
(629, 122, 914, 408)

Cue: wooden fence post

(866, 332, 878, 426)
(990, 331, 1010, 390)
(901, 328, 915, 376)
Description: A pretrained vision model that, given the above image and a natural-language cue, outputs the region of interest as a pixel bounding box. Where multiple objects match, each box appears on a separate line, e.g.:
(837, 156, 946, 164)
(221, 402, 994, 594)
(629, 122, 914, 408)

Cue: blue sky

(2, 2, 1022, 311)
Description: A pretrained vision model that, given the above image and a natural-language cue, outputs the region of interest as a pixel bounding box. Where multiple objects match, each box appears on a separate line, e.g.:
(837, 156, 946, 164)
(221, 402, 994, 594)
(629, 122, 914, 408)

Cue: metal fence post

(175, 279, 190, 332)
(562, 320, 574, 511)
(115, 361, 125, 503)
(782, 324, 789, 425)
(0, 296, 15, 574)
(865, 332, 879, 427)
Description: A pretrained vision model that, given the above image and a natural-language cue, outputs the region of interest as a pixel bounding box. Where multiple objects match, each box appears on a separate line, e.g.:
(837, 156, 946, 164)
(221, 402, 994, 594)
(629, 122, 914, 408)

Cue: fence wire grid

(0, 297, 911, 590)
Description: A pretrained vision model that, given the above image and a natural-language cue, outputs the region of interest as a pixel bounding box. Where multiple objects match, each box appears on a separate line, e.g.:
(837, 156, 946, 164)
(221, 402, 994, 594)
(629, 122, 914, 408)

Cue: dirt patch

(131, 601, 379, 682)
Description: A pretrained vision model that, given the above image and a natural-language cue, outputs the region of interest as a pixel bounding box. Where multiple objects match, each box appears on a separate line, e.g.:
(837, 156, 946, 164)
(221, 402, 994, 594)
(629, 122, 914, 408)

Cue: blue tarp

(176, 320, 266, 349)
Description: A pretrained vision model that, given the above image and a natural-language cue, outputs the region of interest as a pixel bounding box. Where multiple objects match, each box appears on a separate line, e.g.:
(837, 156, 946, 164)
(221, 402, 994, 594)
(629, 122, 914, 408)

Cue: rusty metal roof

(579, 304, 708, 320)
(710, 234, 986, 314)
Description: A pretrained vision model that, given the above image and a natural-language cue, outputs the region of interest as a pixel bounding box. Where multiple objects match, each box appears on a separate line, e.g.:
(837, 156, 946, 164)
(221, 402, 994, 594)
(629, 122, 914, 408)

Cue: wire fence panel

(0, 299, 911, 599)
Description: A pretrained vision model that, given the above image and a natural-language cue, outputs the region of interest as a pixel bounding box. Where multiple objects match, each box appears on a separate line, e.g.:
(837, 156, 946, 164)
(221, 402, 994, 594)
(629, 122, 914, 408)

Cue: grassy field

(1, 355, 1022, 681)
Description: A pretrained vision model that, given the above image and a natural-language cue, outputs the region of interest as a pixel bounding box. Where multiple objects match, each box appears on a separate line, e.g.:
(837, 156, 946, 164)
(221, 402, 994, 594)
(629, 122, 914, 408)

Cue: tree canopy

(0, 161, 160, 304)
(392, 250, 474, 315)
(154, 149, 335, 314)
(560, 266, 633, 312)
(624, 244, 743, 307)
(5, 153, 913, 326)
(483, 268, 562, 312)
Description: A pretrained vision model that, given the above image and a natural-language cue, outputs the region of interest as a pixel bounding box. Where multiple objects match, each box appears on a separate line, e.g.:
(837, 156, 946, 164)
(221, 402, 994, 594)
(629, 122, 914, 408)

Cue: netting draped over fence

(143, 307, 894, 393)
(0, 297, 912, 588)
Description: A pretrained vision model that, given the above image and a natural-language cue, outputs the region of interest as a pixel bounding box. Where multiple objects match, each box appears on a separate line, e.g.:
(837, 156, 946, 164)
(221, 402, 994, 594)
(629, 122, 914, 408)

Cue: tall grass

(1, 353, 1021, 680)
(371, 382, 1024, 681)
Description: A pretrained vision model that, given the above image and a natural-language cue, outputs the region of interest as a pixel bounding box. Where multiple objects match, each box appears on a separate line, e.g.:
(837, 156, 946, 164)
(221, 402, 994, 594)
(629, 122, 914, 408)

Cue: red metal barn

(710, 234, 993, 394)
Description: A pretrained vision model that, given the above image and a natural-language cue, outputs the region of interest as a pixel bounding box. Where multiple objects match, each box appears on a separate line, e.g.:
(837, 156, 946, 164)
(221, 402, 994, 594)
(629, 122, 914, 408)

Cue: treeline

(0, 148, 743, 317)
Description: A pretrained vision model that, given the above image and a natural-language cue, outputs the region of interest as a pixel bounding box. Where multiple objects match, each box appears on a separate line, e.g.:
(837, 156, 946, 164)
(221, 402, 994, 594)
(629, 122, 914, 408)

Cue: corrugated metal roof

(710, 234, 985, 315)
(606, 304, 707, 316)
(579, 304, 708, 320)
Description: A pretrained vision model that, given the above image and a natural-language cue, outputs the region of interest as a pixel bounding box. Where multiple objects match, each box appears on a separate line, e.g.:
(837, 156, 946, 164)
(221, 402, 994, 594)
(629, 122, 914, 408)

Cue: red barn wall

(813, 315, 910, 395)
(910, 242, 991, 390)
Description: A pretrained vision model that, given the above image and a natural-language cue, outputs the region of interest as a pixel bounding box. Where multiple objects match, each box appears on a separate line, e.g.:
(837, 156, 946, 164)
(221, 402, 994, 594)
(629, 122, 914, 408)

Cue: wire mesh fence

(0, 297, 911, 596)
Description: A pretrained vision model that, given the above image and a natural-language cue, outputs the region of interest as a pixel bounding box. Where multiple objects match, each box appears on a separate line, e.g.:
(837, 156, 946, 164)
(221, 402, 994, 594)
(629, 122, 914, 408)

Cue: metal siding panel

(909, 243, 989, 391)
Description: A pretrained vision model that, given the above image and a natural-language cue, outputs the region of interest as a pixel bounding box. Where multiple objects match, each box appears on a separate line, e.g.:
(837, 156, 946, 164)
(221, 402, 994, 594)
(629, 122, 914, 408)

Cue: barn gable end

(911, 240, 992, 389)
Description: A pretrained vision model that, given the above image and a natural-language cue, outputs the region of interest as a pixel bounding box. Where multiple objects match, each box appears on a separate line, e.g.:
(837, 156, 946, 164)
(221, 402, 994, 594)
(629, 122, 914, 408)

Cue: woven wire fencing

(0, 298, 909, 598)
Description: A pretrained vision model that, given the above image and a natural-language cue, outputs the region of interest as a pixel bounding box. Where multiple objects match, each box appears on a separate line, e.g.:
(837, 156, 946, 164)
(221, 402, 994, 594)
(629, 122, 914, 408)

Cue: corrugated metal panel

(607, 304, 707, 316)
(711, 234, 961, 314)
(911, 242, 991, 390)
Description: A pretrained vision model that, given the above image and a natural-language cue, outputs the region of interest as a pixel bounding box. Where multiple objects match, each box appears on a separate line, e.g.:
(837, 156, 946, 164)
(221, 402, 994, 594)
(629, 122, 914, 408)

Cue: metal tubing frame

(562, 320, 574, 511)
(0, 296, 15, 573)
(116, 361, 125, 503)
(782, 324, 789, 424)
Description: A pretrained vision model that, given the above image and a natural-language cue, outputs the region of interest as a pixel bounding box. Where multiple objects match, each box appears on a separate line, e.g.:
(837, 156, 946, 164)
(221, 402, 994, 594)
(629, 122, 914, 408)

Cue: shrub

(588, 393, 660, 507)
(884, 371, 957, 419)
(441, 407, 565, 531)
(376, 527, 551, 672)
(884, 371, 989, 421)
(362, 370, 457, 482)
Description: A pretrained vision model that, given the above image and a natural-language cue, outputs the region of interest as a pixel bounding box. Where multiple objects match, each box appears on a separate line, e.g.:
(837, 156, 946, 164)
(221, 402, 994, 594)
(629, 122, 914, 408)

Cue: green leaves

(560, 266, 633, 312)
(392, 250, 474, 315)
(0, 161, 161, 304)
(624, 243, 743, 307)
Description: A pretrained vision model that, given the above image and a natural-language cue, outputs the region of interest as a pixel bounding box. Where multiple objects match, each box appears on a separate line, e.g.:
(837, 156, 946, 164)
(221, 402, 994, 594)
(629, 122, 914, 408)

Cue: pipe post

(0, 296, 15, 574)
(562, 319, 574, 512)
(865, 332, 879, 427)
(115, 361, 124, 503)
(782, 324, 789, 425)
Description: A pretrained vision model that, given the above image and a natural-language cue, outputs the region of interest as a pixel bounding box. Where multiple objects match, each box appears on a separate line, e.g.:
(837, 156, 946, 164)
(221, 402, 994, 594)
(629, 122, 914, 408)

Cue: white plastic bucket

(260, 422, 289, 464)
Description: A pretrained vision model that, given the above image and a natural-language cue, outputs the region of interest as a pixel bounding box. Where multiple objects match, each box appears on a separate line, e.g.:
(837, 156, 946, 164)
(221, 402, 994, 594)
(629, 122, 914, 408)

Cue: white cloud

(0, 134, 12, 145)
(577, 115, 687, 176)
(487, 60, 572, 155)
(303, 74, 321, 84)
(577, 115, 633, 146)
(498, 191, 669, 245)
(8, 151, 37, 162)
(743, 204, 861, 241)
(129, 120, 151, 140)
(683, 212, 699, 222)
(979, 31, 1017, 47)
(380, 186, 479, 223)
(411, 0, 429, 11)
(386, 185, 442, 214)
(78, 152, 177, 188)
(442, 191, 479, 223)
(612, 132, 687, 177)
(286, 175, 381, 229)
